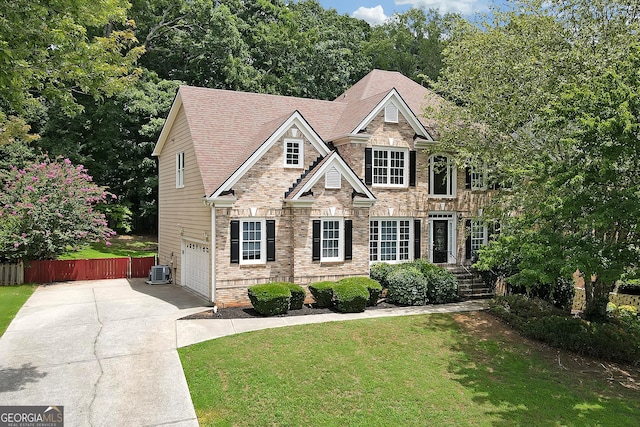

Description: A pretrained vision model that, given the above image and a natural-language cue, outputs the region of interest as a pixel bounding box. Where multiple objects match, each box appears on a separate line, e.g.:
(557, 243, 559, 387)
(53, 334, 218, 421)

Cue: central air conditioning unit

(147, 265, 172, 285)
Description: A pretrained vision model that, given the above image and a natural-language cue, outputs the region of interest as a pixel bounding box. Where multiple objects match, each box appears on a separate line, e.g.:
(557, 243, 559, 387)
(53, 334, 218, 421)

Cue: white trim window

(373, 148, 407, 187)
(370, 219, 411, 262)
(176, 152, 185, 188)
(470, 164, 487, 190)
(241, 219, 265, 264)
(284, 138, 303, 168)
(470, 220, 487, 256)
(322, 219, 342, 262)
(429, 154, 456, 197)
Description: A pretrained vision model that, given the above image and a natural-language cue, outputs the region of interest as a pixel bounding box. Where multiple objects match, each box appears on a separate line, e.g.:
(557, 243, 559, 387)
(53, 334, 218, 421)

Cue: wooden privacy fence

(0, 256, 156, 285)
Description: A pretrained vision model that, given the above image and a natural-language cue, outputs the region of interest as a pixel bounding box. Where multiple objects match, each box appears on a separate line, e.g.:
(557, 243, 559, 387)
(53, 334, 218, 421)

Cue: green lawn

(58, 235, 157, 259)
(0, 284, 37, 336)
(179, 313, 640, 427)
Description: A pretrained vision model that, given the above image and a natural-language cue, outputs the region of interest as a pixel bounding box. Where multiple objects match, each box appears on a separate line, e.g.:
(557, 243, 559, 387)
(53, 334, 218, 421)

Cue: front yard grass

(58, 235, 157, 259)
(179, 312, 640, 427)
(0, 284, 37, 336)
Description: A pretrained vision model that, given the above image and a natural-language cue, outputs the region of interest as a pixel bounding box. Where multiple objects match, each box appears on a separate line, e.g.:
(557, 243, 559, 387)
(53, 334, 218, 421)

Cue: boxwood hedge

(338, 277, 382, 306)
(332, 282, 369, 313)
(247, 283, 290, 316)
(308, 281, 335, 308)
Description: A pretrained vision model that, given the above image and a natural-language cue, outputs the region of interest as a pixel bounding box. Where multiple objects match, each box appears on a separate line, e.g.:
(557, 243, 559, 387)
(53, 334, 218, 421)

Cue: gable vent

(325, 166, 341, 189)
(385, 103, 399, 123)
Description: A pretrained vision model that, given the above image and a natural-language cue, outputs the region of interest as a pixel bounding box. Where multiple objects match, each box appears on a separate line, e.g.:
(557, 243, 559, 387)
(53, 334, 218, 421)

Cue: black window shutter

(344, 220, 353, 260)
(409, 151, 416, 187)
(312, 220, 321, 261)
(365, 147, 372, 185)
(266, 220, 276, 262)
(414, 219, 421, 259)
(465, 167, 472, 190)
(465, 219, 472, 260)
(230, 220, 240, 264)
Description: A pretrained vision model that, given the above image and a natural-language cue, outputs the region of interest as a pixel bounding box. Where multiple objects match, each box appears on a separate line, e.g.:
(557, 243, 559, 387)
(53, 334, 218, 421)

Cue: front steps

(446, 266, 494, 300)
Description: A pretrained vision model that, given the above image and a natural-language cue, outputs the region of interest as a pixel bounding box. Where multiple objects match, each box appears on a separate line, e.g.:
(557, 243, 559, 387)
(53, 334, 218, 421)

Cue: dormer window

(385, 103, 399, 123)
(284, 138, 303, 168)
(325, 166, 341, 189)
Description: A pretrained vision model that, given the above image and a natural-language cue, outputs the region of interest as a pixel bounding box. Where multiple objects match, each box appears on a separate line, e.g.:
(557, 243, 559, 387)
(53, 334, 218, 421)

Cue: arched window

(429, 154, 456, 197)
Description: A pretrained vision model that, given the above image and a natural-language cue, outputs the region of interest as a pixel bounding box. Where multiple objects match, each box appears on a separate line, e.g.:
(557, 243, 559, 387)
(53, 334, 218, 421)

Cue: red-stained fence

(23, 256, 156, 284)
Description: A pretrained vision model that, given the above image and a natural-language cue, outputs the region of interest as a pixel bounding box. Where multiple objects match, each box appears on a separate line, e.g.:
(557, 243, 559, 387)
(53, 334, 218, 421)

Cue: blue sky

(316, 0, 510, 25)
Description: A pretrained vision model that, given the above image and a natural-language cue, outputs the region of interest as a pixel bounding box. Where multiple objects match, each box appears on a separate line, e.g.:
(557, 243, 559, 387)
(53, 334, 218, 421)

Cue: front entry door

(433, 220, 448, 263)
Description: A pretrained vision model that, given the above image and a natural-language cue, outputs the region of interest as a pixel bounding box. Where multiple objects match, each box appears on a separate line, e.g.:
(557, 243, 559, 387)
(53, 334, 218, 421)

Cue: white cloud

(352, 5, 388, 25)
(395, 0, 488, 16)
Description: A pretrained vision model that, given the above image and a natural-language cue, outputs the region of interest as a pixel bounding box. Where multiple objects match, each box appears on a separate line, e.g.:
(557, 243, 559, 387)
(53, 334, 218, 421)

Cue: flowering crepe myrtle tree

(0, 155, 116, 262)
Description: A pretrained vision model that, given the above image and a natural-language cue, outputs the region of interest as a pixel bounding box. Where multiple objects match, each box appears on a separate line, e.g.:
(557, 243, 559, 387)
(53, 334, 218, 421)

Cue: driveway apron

(0, 278, 207, 427)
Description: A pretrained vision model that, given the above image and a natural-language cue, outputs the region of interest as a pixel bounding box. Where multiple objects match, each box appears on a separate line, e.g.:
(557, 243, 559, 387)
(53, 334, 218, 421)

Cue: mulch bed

(180, 300, 402, 320)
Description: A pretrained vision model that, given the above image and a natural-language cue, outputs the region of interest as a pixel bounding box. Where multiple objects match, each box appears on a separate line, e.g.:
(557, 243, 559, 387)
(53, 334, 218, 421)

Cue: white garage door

(184, 241, 210, 299)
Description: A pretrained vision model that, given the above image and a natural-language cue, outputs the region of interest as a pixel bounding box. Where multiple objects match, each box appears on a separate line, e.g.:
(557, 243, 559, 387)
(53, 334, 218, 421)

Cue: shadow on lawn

(444, 314, 639, 426)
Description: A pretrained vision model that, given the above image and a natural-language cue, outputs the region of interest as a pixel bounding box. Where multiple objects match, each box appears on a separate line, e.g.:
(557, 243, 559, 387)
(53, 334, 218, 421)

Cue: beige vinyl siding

(157, 105, 211, 294)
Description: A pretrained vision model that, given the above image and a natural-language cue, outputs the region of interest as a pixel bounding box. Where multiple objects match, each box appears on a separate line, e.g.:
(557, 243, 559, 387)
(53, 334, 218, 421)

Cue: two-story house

(152, 70, 493, 306)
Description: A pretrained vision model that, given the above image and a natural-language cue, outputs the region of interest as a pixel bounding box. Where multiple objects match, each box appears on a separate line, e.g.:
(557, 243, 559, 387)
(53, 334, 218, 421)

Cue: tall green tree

(364, 8, 460, 83)
(130, 0, 371, 99)
(0, 0, 143, 118)
(433, 0, 640, 319)
(38, 71, 181, 233)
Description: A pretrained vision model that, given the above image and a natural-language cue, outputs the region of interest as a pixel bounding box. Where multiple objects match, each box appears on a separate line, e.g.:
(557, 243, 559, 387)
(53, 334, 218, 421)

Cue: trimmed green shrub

(386, 266, 429, 306)
(489, 295, 640, 365)
(282, 282, 306, 310)
(422, 266, 459, 304)
(338, 277, 382, 306)
(332, 282, 369, 313)
(247, 283, 290, 316)
(370, 263, 394, 289)
(308, 281, 335, 308)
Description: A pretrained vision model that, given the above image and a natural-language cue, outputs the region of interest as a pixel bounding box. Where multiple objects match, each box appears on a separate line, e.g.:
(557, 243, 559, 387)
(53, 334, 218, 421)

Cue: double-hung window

(176, 152, 185, 188)
(470, 220, 487, 256)
(321, 219, 341, 261)
(284, 138, 303, 168)
(241, 220, 265, 264)
(370, 219, 411, 262)
(373, 148, 407, 187)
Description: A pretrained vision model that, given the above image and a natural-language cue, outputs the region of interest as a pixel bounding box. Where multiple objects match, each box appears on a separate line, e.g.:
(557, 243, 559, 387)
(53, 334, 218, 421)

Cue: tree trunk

(583, 275, 611, 321)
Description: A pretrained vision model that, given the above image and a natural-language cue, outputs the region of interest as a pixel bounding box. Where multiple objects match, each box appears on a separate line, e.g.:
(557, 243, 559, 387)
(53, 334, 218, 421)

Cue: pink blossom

(64, 158, 72, 165)
(14, 243, 19, 247)
(32, 176, 38, 182)
(105, 241, 112, 246)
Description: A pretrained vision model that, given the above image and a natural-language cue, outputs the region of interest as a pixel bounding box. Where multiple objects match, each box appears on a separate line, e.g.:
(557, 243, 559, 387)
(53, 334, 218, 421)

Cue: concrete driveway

(0, 278, 207, 427)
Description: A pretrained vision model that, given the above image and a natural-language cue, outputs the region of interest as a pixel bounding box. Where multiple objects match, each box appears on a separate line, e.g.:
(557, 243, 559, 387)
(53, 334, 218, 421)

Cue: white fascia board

(152, 90, 183, 157)
(291, 152, 376, 201)
(208, 111, 331, 199)
(353, 89, 433, 142)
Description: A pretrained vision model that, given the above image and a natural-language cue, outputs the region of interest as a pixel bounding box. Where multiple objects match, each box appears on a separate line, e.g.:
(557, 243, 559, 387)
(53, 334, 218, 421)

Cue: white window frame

(369, 218, 412, 263)
(373, 147, 408, 188)
(176, 152, 185, 188)
(384, 102, 399, 123)
(240, 219, 266, 265)
(321, 218, 343, 262)
(429, 154, 456, 197)
(284, 138, 303, 168)
(470, 164, 488, 191)
(470, 220, 488, 257)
